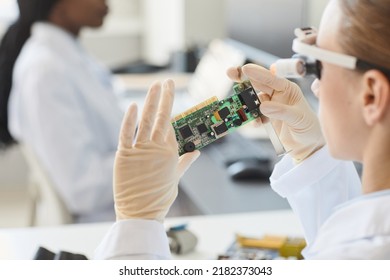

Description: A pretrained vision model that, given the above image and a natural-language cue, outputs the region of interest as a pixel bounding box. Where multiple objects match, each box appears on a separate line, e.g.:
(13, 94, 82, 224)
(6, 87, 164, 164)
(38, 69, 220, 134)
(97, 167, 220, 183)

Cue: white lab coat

(8, 22, 124, 223)
(94, 146, 390, 259)
(270, 146, 390, 259)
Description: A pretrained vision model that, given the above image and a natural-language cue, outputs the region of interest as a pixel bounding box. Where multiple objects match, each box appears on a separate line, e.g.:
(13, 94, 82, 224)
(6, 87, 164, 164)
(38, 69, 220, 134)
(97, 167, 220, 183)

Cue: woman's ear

(362, 70, 390, 126)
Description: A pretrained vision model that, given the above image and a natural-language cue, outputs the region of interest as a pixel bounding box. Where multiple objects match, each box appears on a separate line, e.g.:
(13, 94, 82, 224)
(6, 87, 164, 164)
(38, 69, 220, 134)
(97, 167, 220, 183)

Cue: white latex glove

(114, 80, 200, 222)
(227, 63, 325, 163)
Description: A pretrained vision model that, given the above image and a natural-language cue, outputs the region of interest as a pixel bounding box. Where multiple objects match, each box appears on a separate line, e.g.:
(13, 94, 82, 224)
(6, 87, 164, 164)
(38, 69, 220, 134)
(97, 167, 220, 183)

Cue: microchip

(179, 125, 193, 139)
(218, 107, 230, 120)
(197, 123, 208, 134)
(238, 88, 260, 112)
(213, 122, 228, 136)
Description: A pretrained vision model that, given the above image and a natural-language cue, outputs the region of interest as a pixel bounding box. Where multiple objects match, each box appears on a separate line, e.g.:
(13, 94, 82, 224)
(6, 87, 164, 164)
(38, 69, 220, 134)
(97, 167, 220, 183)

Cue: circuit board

(172, 81, 262, 156)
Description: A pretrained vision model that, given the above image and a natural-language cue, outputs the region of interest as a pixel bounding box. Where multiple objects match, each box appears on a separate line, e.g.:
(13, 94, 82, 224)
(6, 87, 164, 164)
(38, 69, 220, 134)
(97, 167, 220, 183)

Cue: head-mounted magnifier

(273, 27, 390, 80)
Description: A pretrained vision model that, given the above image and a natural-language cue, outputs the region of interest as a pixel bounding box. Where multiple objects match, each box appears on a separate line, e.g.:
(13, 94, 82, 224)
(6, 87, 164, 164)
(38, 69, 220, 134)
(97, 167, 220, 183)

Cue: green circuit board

(172, 81, 262, 156)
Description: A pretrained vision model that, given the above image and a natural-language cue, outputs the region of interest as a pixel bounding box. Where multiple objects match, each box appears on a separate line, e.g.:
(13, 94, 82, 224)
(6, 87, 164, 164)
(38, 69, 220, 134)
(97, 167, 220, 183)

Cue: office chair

(20, 144, 73, 226)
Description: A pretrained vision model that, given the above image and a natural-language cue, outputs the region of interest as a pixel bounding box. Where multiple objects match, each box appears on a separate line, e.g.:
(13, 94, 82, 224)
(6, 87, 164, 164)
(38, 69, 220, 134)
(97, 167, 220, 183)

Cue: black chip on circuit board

(197, 123, 208, 134)
(238, 88, 259, 112)
(218, 107, 230, 120)
(179, 125, 193, 139)
(213, 122, 228, 136)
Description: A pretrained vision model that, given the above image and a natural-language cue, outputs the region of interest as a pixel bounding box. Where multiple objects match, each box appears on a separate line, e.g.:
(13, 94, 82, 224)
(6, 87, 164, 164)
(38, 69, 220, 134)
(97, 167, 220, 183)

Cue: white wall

(0, 146, 28, 190)
(0, 0, 17, 36)
(307, 0, 329, 28)
(141, 0, 185, 66)
(184, 0, 227, 47)
(141, 0, 227, 66)
(80, 0, 142, 69)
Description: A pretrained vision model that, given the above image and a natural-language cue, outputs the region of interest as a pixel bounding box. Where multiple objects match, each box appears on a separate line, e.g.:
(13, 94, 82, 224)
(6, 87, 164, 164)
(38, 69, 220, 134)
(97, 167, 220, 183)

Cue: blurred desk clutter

(221, 234, 306, 260)
(0, 210, 303, 260)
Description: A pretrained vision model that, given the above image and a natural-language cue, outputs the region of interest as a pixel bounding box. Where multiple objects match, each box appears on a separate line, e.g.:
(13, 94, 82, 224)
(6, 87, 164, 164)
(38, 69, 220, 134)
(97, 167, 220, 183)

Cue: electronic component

(237, 108, 248, 122)
(218, 234, 306, 260)
(233, 119, 243, 127)
(172, 81, 286, 156)
(218, 107, 230, 120)
(197, 123, 208, 134)
(179, 125, 193, 139)
(238, 87, 260, 111)
(213, 122, 228, 136)
(167, 224, 198, 255)
(183, 142, 195, 153)
(172, 81, 262, 156)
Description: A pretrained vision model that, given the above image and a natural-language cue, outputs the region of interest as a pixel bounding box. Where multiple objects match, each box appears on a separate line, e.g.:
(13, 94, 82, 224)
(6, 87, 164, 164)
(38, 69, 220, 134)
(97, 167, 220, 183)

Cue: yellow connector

(236, 234, 306, 259)
(236, 234, 287, 250)
(172, 96, 218, 122)
(279, 237, 306, 259)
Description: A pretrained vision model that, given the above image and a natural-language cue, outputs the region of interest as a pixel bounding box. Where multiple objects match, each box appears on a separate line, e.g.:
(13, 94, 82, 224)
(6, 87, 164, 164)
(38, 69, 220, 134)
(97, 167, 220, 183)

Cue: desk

(0, 210, 303, 260)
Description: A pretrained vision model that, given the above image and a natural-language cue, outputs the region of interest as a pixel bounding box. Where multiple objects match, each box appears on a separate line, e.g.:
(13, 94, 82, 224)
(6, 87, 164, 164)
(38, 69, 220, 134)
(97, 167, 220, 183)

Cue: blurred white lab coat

(94, 146, 390, 259)
(8, 22, 123, 223)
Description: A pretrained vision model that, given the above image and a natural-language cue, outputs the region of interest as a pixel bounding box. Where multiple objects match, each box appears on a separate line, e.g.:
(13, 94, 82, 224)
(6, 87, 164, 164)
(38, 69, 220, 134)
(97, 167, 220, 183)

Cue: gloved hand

(114, 80, 200, 222)
(227, 63, 325, 163)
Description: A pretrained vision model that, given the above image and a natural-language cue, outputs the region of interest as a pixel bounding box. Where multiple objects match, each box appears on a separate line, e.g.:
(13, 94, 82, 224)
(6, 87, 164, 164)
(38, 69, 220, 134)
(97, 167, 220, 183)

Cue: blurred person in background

(0, 0, 123, 223)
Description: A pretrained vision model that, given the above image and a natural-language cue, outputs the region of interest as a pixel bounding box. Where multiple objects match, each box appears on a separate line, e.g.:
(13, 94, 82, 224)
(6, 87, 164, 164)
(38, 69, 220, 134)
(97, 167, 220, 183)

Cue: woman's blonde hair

(338, 0, 390, 74)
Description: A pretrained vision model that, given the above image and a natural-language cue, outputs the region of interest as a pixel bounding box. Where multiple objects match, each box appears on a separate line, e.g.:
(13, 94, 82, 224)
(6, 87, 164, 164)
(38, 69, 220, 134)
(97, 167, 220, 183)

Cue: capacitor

(183, 142, 195, 153)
